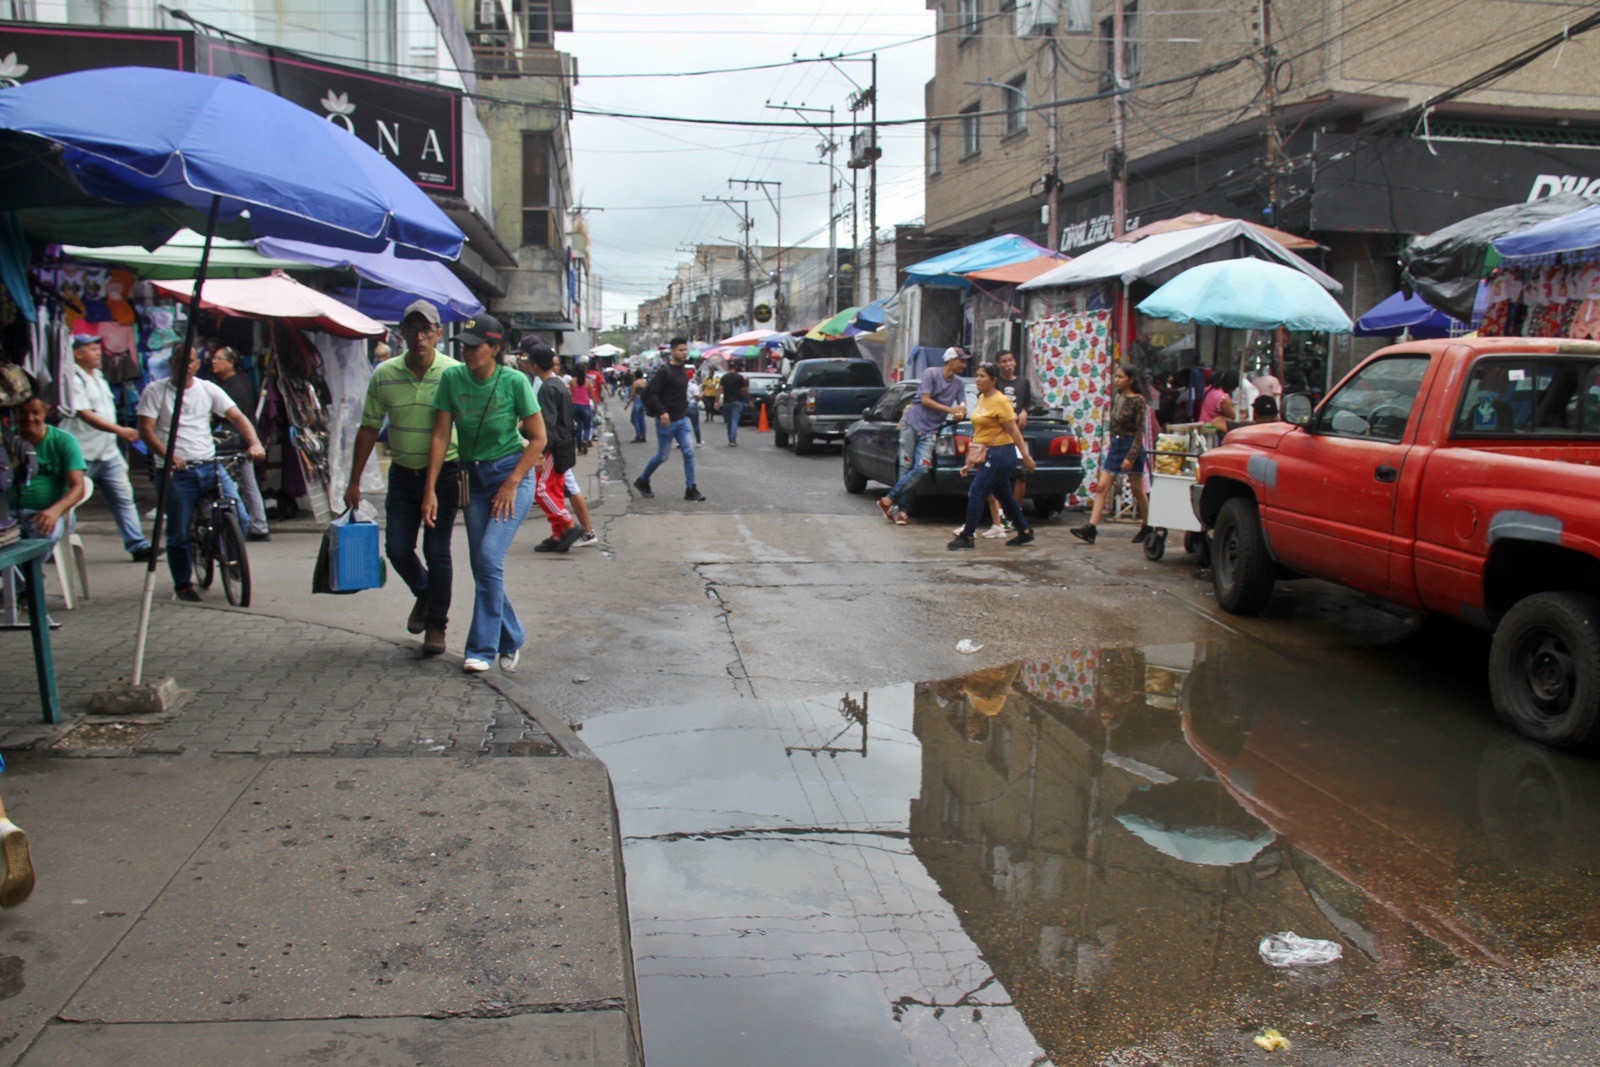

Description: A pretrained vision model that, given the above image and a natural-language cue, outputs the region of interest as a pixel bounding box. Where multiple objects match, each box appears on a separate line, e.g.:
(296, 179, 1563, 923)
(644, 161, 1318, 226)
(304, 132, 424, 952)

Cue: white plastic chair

(50, 476, 93, 610)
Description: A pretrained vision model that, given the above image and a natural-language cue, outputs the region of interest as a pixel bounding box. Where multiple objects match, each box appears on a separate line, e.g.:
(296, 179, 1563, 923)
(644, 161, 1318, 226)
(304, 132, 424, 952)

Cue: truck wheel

(842, 450, 868, 494)
(773, 422, 789, 448)
(1032, 495, 1066, 521)
(794, 431, 815, 455)
(1489, 592, 1600, 752)
(1212, 497, 1274, 614)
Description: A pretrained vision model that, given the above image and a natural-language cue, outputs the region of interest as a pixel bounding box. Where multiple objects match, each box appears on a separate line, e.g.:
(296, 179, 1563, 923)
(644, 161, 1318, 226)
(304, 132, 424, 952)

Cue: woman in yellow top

(948, 361, 1037, 550)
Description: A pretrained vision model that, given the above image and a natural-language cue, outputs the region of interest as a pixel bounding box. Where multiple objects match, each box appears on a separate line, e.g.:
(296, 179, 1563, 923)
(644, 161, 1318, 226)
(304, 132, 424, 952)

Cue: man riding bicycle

(137, 347, 265, 603)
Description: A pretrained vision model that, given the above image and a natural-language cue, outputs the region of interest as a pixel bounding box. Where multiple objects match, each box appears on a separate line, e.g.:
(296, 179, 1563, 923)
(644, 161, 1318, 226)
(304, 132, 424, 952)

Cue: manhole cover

(52, 721, 161, 751)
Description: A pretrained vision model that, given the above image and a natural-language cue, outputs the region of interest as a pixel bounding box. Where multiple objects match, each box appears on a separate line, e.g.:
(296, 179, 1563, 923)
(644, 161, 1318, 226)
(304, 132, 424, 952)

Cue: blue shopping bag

(324, 507, 386, 593)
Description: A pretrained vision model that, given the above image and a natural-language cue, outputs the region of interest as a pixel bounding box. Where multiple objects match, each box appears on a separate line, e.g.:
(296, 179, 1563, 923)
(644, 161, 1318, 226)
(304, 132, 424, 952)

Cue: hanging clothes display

(1028, 309, 1114, 506)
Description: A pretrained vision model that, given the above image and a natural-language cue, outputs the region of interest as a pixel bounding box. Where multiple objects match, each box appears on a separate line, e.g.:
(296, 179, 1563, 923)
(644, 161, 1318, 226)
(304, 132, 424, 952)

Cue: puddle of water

(585, 639, 1600, 1066)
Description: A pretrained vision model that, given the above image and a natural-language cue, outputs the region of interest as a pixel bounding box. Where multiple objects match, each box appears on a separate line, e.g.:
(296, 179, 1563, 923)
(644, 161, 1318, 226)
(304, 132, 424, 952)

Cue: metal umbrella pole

(130, 195, 221, 686)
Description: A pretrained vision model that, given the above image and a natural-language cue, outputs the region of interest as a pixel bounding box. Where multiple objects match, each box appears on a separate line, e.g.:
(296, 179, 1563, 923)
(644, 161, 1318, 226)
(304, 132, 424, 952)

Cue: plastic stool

(49, 476, 94, 610)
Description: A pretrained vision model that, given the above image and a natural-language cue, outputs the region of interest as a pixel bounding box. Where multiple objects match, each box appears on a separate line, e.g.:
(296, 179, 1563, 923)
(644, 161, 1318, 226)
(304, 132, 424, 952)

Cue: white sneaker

(462, 657, 491, 674)
(953, 525, 966, 537)
(498, 649, 521, 673)
(981, 525, 1008, 539)
(576, 530, 599, 548)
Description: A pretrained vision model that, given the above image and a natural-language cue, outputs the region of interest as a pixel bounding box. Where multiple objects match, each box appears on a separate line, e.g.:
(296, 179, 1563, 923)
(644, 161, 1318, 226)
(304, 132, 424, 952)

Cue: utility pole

(1111, 0, 1128, 237)
(1259, 0, 1282, 223)
(731, 178, 783, 328)
(705, 194, 754, 330)
(869, 53, 878, 300)
(1047, 27, 1061, 250)
(773, 103, 840, 311)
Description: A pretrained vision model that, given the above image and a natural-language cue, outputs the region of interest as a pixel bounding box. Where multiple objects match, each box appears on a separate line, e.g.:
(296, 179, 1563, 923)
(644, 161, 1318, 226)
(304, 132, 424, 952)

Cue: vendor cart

(1142, 424, 1216, 563)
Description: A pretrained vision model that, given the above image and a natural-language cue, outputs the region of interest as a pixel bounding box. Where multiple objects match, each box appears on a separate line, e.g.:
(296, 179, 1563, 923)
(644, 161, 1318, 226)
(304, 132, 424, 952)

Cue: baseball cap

(448, 312, 505, 347)
(943, 347, 968, 364)
(71, 333, 101, 349)
(400, 299, 441, 326)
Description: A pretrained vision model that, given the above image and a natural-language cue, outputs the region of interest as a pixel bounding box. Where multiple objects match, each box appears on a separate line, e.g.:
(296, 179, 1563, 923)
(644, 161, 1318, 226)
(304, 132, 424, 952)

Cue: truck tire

(1212, 497, 1274, 614)
(842, 450, 868, 494)
(1032, 494, 1066, 521)
(773, 421, 789, 448)
(794, 430, 816, 455)
(1489, 591, 1600, 752)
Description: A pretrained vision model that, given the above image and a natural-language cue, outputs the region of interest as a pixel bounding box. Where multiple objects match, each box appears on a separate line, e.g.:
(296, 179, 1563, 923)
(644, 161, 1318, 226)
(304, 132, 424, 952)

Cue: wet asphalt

(589, 420, 1600, 1066)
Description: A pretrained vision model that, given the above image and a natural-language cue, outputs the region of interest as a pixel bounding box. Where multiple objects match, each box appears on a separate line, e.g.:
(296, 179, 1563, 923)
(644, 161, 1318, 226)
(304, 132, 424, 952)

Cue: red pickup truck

(1194, 338, 1600, 751)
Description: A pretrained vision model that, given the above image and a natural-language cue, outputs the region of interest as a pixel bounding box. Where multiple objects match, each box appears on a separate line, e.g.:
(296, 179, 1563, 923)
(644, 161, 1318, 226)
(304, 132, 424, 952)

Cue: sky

(553, 1, 937, 328)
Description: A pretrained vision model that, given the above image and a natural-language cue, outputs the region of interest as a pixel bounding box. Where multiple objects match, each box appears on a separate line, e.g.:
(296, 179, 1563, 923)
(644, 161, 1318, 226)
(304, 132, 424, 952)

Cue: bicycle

(187, 445, 252, 607)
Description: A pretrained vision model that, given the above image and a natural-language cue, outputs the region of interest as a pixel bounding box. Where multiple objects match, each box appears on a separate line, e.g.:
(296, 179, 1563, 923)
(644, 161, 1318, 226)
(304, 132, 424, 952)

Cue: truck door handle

(1375, 465, 1398, 483)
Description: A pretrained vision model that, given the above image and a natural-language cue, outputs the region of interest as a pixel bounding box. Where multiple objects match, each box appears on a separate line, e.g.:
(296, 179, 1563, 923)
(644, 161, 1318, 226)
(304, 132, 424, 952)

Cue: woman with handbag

(947, 362, 1036, 550)
(1071, 365, 1151, 546)
(421, 314, 547, 675)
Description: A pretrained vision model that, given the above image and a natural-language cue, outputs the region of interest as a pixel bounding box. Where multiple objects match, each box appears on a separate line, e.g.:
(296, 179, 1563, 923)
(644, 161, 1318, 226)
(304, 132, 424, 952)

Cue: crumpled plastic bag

(1258, 931, 1342, 968)
(956, 639, 983, 654)
(1253, 1028, 1292, 1052)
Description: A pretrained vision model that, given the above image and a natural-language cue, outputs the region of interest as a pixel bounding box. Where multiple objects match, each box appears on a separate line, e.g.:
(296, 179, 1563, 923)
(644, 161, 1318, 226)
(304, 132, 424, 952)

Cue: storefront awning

(152, 272, 386, 339)
(1019, 220, 1340, 293)
(904, 234, 1060, 289)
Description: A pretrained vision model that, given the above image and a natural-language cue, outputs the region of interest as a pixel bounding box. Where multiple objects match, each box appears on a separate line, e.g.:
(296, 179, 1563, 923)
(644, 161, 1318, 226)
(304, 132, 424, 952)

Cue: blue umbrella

(260, 237, 483, 320)
(1138, 258, 1353, 333)
(0, 67, 462, 260)
(1354, 285, 1487, 338)
(1493, 203, 1600, 259)
(331, 284, 478, 324)
(0, 67, 467, 685)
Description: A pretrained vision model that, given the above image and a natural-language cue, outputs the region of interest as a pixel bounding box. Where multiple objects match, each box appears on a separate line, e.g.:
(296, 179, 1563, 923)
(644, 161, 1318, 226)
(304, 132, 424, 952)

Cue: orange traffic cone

(757, 404, 771, 433)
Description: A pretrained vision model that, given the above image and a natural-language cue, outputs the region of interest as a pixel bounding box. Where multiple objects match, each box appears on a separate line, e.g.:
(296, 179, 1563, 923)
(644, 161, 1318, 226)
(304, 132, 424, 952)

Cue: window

(928, 125, 942, 176)
(791, 362, 886, 388)
(1099, 2, 1140, 92)
(958, 0, 981, 40)
(521, 131, 554, 248)
(1453, 356, 1600, 437)
(1317, 355, 1431, 442)
(960, 103, 981, 159)
(1003, 74, 1027, 136)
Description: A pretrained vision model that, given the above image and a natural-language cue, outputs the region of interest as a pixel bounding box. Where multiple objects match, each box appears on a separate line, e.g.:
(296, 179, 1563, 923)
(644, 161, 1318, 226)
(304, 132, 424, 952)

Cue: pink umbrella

(151, 270, 386, 338)
(718, 327, 782, 346)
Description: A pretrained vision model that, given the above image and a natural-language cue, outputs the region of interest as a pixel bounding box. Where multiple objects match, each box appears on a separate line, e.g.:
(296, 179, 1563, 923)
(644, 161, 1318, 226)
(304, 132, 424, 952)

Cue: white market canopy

(1018, 219, 1341, 293)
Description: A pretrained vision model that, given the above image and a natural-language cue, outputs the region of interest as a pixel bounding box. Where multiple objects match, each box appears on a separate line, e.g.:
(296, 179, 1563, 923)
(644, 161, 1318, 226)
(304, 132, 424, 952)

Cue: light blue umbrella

(1138, 258, 1353, 333)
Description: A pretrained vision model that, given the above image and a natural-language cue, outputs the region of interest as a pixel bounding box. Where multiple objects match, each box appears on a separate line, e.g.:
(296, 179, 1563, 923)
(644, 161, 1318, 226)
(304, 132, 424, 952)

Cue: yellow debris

(1253, 1028, 1292, 1052)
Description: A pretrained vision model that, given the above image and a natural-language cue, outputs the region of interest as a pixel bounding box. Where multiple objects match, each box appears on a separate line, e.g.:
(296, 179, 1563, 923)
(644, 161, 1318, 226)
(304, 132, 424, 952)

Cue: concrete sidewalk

(0, 441, 641, 1064)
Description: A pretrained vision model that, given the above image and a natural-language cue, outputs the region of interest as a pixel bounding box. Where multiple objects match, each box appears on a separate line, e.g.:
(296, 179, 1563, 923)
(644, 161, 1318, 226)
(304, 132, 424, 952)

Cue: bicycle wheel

(190, 506, 216, 590)
(217, 509, 252, 608)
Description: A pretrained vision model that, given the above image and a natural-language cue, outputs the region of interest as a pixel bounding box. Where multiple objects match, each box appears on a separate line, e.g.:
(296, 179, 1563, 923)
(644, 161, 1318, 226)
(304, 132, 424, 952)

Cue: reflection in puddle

(586, 640, 1600, 1066)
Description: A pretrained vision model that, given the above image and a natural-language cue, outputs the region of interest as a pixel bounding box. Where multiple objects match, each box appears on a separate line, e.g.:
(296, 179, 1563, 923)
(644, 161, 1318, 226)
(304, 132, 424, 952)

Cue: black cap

(447, 313, 505, 347)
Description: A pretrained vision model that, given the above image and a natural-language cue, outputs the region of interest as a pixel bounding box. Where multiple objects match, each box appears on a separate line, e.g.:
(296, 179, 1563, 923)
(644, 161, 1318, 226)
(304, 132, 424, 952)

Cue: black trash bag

(1401, 194, 1593, 322)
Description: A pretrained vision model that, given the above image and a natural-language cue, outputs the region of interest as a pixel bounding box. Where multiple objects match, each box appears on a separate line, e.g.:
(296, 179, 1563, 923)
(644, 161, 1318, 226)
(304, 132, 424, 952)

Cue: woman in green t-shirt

(421, 315, 546, 674)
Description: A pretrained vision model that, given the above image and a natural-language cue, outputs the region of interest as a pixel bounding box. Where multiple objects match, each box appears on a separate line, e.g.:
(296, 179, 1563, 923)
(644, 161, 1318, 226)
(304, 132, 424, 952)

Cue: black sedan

(739, 373, 782, 425)
(840, 380, 1084, 518)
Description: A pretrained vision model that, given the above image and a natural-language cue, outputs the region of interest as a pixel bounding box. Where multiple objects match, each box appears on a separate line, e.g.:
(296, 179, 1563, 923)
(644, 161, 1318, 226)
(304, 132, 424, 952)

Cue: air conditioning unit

(1015, 0, 1054, 36)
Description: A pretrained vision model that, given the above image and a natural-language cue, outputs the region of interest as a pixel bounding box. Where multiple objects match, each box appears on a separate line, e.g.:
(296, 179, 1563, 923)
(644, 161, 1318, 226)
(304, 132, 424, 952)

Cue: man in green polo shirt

(344, 300, 460, 656)
(10, 396, 87, 546)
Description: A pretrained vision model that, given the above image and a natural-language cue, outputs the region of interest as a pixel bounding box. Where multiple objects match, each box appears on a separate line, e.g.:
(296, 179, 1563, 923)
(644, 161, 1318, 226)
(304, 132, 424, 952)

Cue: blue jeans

(386, 462, 460, 630)
(887, 426, 938, 508)
(573, 404, 594, 447)
(461, 452, 535, 663)
(630, 399, 647, 439)
(163, 462, 248, 590)
(16, 508, 70, 547)
(960, 444, 1030, 537)
(687, 405, 701, 442)
(722, 400, 745, 442)
(84, 452, 151, 553)
(640, 416, 696, 487)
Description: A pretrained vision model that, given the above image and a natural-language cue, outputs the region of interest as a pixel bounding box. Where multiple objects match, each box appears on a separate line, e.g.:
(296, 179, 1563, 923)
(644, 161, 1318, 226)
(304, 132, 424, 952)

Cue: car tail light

(1048, 435, 1081, 457)
(934, 434, 970, 458)
(805, 390, 817, 413)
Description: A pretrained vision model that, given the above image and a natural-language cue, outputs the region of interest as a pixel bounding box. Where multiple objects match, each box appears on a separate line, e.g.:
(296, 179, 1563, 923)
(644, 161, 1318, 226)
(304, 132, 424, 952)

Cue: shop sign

(0, 21, 190, 83)
(753, 303, 772, 323)
(1059, 214, 1142, 253)
(197, 37, 462, 197)
(1312, 134, 1600, 234)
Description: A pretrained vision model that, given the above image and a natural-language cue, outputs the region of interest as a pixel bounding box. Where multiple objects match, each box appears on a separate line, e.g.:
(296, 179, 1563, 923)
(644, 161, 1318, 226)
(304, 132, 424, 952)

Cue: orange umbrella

(151, 271, 386, 338)
(965, 255, 1071, 285)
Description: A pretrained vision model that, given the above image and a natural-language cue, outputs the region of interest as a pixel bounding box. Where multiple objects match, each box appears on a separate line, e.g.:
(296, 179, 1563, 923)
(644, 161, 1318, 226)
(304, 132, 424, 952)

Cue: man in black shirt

(718, 361, 748, 446)
(209, 346, 270, 541)
(521, 341, 585, 553)
(633, 337, 705, 501)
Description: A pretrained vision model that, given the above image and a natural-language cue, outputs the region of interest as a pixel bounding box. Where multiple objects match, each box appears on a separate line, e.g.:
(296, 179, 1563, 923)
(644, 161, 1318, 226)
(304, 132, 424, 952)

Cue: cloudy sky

(555, 2, 936, 326)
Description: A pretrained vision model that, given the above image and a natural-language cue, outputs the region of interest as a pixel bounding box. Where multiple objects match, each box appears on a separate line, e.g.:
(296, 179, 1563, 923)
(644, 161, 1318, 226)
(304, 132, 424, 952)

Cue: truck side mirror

(1283, 393, 1314, 426)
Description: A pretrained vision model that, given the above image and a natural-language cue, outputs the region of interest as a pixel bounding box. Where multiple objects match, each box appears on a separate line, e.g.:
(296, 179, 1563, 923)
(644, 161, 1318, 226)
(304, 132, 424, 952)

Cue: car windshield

(791, 361, 883, 388)
(746, 375, 780, 388)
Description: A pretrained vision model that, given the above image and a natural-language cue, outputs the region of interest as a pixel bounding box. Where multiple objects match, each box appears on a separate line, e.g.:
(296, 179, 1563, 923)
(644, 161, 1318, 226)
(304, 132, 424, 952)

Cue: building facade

(924, 0, 1600, 375)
